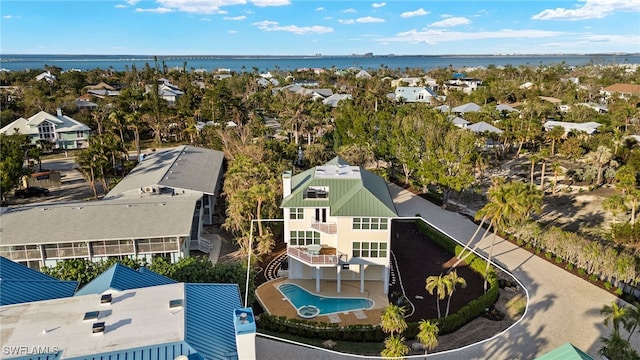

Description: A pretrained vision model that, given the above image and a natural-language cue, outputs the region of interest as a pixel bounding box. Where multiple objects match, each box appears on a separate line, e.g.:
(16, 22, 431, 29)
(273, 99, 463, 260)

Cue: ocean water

(1, 53, 638, 73)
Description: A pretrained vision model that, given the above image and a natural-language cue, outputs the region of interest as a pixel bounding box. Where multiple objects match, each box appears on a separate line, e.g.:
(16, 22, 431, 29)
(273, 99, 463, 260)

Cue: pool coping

(277, 283, 375, 317)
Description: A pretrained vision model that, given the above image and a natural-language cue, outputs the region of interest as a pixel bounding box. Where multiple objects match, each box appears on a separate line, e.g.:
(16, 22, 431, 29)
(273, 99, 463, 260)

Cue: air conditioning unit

(143, 186, 158, 194)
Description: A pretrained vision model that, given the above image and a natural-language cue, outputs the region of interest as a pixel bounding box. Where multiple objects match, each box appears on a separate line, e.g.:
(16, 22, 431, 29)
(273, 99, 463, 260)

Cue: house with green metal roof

(535, 342, 594, 360)
(281, 157, 398, 294)
(1, 282, 256, 360)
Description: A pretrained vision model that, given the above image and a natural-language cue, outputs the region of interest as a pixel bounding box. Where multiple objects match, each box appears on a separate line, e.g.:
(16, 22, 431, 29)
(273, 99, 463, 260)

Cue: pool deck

(256, 277, 388, 326)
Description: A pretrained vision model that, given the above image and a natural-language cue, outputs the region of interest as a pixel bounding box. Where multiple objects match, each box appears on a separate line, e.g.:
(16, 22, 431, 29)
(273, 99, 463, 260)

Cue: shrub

(588, 274, 598, 282)
(578, 268, 586, 275)
(604, 281, 612, 290)
(565, 263, 574, 271)
(545, 252, 553, 259)
(615, 288, 623, 296)
(555, 256, 563, 264)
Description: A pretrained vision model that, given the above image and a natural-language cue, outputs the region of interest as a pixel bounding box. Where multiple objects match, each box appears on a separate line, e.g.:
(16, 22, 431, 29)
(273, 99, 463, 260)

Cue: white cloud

(228, 30, 238, 34)
(126, 0, 140, 5)
(316, 7, 324, 11)
(340, 16, 384, 24)
(3, 15, 15, 19)
(430, 17, 470, 27)
(532, 0, 640, 20)
(380, 28, 564, 45)
(253, 20, 333, 34)
(153, 0, 247, 15)
(115, 4, 127, 9)
(372, 2, 386, 8)
(401, 8, 430, 18)
(200, 17, 212, 21)
(135, 7, 174, 13)
(343, 8, 357, 13)
(357, 16, 384, 23)
(251, 0, 290, 7)
(224, 15, 247, 20)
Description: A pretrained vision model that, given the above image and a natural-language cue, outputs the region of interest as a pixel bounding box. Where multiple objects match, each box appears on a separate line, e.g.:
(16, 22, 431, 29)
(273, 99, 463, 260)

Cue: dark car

(15, 187, 49, 198)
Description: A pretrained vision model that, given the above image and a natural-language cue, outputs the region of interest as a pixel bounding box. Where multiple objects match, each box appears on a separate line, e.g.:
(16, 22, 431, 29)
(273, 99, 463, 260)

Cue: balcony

(311, 220, 337, 234)
(287, 246, 344, 266)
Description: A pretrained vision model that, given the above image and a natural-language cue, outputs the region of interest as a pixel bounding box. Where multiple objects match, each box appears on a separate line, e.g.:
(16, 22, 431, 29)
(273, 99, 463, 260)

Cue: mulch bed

(389, 219, 485, 322)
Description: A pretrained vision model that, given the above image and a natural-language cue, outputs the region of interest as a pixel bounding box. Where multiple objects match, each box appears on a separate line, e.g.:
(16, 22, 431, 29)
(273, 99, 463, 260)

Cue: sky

(1, 0, 639, 55)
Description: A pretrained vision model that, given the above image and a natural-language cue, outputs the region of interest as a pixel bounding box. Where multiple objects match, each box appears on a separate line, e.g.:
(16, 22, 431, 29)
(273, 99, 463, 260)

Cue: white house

(0, 109, 90, 150)
(393, 86, 442, 104)
(543, 120, 602, 136)
(281, 157, 398, 295)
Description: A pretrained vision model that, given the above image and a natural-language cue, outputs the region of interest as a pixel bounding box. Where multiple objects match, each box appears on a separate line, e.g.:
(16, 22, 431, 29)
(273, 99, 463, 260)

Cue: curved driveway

(256, 184, 637, 359)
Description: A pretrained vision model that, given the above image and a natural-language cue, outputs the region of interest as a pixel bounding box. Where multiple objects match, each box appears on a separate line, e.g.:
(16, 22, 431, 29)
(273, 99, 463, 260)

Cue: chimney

(233, 308, 256, 360)
(56, 108, 63, 117)
(282, 171, 292, 198)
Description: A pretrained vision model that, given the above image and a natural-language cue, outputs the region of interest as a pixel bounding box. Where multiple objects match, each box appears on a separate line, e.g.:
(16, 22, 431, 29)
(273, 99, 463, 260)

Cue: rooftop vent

(100, 294, 112, 304)
(92, 322, 106, 334)
(169, 299, 183, 309)
(83, 311, 100, 321)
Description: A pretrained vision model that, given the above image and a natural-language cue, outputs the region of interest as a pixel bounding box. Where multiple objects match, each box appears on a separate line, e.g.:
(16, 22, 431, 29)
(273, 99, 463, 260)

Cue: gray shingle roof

(106, 145, 224, 198)
(0, 195, 199, 246)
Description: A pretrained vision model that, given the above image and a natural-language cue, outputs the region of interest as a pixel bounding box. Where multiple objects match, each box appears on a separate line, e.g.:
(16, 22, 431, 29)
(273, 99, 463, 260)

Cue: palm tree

(380, 304, 408, 337)
(586, 145, 613, 187)
(601, 301, 628, 335)
(478, 180, 542, 291)
(380, 304, 409, 359)
(416, 319, 439, 357)
(381, 335, 410, 359)
(444, 270, 467, 317)
(425, 274, 451, 318)
(600, 331, 639, 360)
(622, 301, 640, 342)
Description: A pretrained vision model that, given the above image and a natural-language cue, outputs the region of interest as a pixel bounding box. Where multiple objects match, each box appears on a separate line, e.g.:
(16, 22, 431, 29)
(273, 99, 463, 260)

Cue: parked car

(14, 187, 49, 198)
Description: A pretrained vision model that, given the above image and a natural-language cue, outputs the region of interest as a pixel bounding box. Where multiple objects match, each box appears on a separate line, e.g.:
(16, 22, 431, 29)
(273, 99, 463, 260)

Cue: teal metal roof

(185, 283, 244, 360)
(281, 157, 397, 217)
(0, 257, 78, 305)
(75, 263, 176, 296)
(535, 343, 594, 360)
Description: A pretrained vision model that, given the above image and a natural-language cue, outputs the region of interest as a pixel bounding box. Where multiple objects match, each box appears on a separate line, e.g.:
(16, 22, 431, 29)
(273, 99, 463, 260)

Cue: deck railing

(287, 246, 343, 265)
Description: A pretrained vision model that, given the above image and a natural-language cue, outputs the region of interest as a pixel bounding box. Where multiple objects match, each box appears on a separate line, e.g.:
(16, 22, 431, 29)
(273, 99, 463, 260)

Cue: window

(38, 122, 55, 139)
(290, 230, 320, 246)
(353, 217, 388, 230)
(290, 208, 304, 220)
(76, 131, 85, 138)
(352, 242, 387, 258)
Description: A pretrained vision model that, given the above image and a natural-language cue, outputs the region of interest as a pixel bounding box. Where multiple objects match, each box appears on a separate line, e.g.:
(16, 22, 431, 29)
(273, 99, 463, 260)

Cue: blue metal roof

(75, 263, 176, 296)
(0, 257, 78, 305)
(185, 284, 244, 360)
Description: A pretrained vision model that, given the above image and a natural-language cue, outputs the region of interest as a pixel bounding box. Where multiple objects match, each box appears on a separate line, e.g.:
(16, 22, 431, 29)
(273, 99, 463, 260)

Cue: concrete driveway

(256, 183, 638, 359)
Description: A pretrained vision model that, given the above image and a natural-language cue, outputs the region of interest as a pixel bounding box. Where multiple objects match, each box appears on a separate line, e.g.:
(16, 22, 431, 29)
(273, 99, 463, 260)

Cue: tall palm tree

(416, 319, 439, 357)
(425, 274, 451, 318)
(601, 301, 628, 335)
(622, 301, 640, 342)
(444, 271, 467, 317)
(586, 145, 613, 187)
(380, 304, 407, 337)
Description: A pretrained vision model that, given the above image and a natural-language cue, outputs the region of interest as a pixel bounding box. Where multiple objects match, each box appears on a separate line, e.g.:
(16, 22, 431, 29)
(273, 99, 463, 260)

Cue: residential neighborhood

(1, 58, 639, 360)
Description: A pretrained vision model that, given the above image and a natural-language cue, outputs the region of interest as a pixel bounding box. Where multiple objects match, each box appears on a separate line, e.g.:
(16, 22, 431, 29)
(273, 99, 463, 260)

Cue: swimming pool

(278, 283, 374, 316)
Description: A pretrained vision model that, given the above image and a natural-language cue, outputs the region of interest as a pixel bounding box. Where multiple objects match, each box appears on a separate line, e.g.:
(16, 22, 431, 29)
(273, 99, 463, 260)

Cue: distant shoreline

(1, 52, 638, 58)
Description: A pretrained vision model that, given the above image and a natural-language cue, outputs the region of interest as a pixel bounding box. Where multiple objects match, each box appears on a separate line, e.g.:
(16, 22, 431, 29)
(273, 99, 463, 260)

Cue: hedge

(257, 219, 501, 342)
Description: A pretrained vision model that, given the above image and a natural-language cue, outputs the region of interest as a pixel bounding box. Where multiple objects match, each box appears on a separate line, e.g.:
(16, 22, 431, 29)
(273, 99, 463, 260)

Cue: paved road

(256, 183, 638, 359)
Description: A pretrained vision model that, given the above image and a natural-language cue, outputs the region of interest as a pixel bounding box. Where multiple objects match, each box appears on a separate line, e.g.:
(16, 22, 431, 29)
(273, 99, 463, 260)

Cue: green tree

(444, 270, 467, 317)
(416, 319, 439, 356)
(381, 335, 410, 359)
(587, 145, 613, 187)
(425, 274, 450, 318)
(601, 301, 628, 335)
(0, 133, 30, 200)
